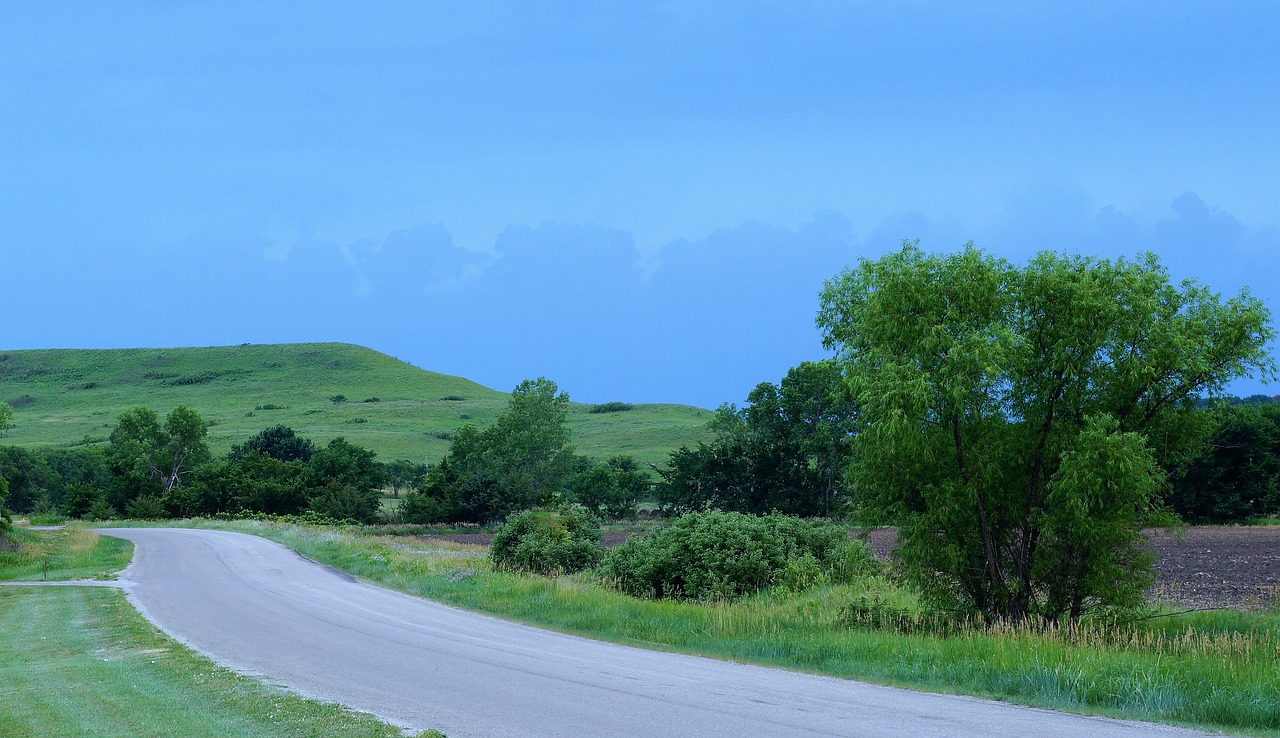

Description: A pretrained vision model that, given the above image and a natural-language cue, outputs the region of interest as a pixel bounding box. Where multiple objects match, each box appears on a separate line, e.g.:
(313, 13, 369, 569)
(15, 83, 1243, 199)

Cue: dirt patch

(1145, 526, 1280, 610)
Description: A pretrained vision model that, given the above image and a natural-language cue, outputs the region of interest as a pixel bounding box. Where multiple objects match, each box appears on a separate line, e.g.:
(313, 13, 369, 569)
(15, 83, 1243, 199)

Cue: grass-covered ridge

(0, 343, 711, 465)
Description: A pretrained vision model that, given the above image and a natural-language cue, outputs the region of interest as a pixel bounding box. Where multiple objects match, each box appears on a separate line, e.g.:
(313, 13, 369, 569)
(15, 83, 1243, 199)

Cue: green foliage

(0, 401, 13, 437)
(601, 512, 878, 600)
(656, 360, 855, 517)
(568, 454, 649, 520)
(308, 437, 385, 493)
(106, 405, 210, 512)
(1170, 403, 1280, 521)
(0, 475, 11, 539)
(588, 402, 632, 413)
(199, 454, 310, 516)
(85, 498, 118, 521)
(229, 424, 315, 463)
(490, 506, 604, 575)
(397, 489, 448, 524)
(125, 494, 168, 520)
(817, 244, 1276, 623)
(64, 482, 103, 519)
(384, 458, 427, 496)
(421, 378, 576, 522)
(309, 483, 379, 524)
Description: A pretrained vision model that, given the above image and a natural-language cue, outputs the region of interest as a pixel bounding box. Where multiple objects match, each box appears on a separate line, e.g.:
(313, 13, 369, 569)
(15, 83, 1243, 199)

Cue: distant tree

(106, 407, 166, 510)
(0, 446, 60, 513)
(0, 474, 12, 539)
(106, 406, 211, 513)
(486, 378, 576, 512)
(305, 437, 384, 521)
(0, 402, 12, 537)
(420, 378, 576, 522)
(656, 360, 856, 517)
(384, 459, 427, 497)
(568, 455, 649, 520)
(157, 406, 211, 493)
(230, 424, 315, 463)
(817, 244, 1275, 623)
(1170, 403, 1280, 521)
(65, 482, 105, 519)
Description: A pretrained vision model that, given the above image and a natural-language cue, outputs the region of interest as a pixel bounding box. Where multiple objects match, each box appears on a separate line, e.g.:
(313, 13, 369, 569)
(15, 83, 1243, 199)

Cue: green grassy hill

(0, 343, 712, 466)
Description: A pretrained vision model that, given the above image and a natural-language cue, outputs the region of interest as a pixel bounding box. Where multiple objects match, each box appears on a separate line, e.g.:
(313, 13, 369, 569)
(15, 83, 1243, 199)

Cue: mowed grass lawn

(0, 342, 712, 467)
(0, 528, 438, 738)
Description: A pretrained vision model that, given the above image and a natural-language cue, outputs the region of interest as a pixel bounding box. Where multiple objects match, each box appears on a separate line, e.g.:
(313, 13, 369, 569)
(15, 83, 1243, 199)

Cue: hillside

(0, 343, 712, 467)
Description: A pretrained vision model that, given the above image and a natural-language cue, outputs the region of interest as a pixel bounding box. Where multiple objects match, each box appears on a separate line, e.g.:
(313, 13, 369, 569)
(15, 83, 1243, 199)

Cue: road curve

(101, 528, 1205, 738)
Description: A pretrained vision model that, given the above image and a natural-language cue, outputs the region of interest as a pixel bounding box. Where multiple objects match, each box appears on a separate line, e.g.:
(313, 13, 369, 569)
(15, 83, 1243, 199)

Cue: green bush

(601, 512, 879, 600)
(399, 490, 447, 524)
(588, 402, 633, 414)
(125, 495, 167, 520)
(491, 506, 604, 575)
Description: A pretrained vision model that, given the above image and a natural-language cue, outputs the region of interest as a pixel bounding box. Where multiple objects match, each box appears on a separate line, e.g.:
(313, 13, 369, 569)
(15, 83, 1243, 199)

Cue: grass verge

(0, 586, 437, 737)
(0, 527, 133, 581)
(130, 518, 1280, 736)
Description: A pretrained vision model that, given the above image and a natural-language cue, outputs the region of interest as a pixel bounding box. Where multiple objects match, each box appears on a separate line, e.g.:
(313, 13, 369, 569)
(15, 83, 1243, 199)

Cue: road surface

(100, 528, 1207, 738)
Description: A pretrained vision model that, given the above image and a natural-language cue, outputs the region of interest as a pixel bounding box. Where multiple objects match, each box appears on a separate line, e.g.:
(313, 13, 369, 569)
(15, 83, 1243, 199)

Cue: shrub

(440, 395, 467, 401)
(491, 506, 604, 575)
(329, 394, 347, 404)
(85, 498, 118, 521)
(589, 402, 633, 414)
(601, 512, 879, 600)
(125, 495, 167, 520)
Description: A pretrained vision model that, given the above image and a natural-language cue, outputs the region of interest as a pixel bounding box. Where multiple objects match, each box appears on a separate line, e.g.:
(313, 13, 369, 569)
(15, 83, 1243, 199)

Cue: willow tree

(818, 244, 1275, 623)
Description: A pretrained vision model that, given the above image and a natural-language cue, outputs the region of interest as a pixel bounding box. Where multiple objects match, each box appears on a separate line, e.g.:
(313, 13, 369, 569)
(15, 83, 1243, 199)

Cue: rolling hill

(0, 343, 712, 467)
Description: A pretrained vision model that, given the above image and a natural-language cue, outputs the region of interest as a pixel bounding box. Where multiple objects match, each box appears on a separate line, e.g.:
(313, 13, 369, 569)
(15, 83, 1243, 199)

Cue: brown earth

(419, 525, 1280, 610)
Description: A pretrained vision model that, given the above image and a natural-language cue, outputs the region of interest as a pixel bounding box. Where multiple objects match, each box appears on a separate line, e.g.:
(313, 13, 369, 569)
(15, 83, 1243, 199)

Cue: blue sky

(2, 2, 1277, 407)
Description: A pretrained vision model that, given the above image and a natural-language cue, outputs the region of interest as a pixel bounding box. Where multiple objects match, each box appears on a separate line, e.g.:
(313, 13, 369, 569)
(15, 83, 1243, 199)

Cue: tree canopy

(656, 360, 856, 517)
(818, 244, 1275, 623)
(412, 377, 581, 523)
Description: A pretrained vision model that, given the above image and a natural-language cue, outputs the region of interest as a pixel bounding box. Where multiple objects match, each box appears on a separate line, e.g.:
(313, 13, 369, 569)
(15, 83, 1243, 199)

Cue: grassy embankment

(0, 343, 711, 467)
(145, 518, 1279, 737)
(0, 527, 441, 737)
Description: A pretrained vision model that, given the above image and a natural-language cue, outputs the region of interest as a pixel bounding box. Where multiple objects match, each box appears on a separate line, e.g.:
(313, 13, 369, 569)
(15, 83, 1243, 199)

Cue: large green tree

(106, 406, 211, 511)
(818, 244, 1275, 623)
(418, 377, 576, 522)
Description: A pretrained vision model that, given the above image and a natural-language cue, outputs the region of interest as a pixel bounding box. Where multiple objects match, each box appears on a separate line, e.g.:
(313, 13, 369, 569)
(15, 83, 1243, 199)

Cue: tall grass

(182, 519, 1280, 734)
(0, 527, 133, 581)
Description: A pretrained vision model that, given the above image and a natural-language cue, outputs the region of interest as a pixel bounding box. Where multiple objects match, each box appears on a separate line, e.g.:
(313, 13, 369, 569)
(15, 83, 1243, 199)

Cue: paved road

(101, 528, 1206, 738)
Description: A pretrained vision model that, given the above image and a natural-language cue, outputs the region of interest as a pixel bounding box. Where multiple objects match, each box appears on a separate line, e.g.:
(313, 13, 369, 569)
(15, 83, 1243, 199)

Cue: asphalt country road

(100, 528, 1208, 738)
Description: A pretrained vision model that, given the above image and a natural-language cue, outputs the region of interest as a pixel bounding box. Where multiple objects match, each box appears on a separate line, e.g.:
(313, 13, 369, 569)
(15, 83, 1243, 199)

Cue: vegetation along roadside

(0, 526, 445, 738)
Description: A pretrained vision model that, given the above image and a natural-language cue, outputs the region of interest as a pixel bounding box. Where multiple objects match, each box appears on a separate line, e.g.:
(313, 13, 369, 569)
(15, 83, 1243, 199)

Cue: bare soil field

(420, 525, 1280, 610)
